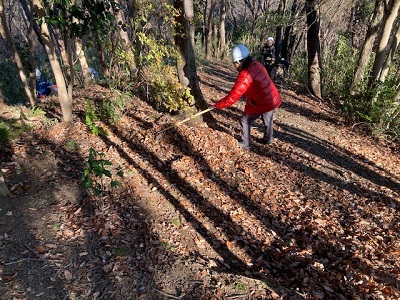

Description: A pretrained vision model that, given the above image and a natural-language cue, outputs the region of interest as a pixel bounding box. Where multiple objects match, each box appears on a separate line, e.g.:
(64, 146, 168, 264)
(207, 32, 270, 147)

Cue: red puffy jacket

(215, 60, 282, 114)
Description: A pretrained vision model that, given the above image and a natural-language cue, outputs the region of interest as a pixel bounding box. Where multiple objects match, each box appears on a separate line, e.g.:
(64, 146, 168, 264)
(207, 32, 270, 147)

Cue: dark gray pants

(240, 110, 275, 147)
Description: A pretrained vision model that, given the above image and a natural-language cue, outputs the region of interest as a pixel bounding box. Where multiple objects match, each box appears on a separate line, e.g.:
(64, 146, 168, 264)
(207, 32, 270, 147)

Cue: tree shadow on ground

(199, 62, 236, 83)
(0, 125, 166, 299)
(63, 78, 400, 298)
(99, 109, 398, 298)
(274, 122, 400, 198)
(279, 95, 343, 125)
(0, 139, 72, 299)
(43, 128, 175, 299)
(202, 131, 399, 298)
(247, 131, 400, 295)
(182, 126, 399, 297)
(199, 63, 237, 95)
(100, 123, 298, 297)
(7, 84, 398, 298)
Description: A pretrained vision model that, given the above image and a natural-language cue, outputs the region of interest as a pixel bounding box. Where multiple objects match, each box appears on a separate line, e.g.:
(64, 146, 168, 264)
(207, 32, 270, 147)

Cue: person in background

(88, 67, 99, 79)
(80, 67, 99, 79)
(35, 68, 57, 98)
(213, 44, 282, 150)
(261, 37, 276, 77)
(275, 58, 292, 80)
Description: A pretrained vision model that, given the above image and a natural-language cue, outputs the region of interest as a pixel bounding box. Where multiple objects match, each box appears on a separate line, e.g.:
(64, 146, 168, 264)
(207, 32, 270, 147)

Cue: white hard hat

(35, 68, 41, 79)
(267, 37, 274, 41)
(232, 44, 250, 63)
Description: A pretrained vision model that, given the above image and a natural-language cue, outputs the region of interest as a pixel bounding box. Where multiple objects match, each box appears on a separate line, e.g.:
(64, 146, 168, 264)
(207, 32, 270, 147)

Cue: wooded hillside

(1, 0, 400, 299)
(1, 60, 399, 300)
(1, 0, 399, 139)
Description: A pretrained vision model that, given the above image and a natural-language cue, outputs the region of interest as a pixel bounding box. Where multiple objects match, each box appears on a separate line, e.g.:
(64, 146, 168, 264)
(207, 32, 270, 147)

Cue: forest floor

(0, 61, 399, 300)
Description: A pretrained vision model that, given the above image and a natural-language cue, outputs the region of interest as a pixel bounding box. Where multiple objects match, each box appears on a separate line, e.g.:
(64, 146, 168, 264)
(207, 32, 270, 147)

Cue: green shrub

(136, 32, 192, 112)
(82, 147, 124, 197)
(85, 100, 105, 136)
(64, 139, 79, 152)
(290, 51, 308, 85)
(0, 60, 25, 105)
(322, 35, 355, 100)
(20, 106, 46, 119)
(104, 40, 136, 92)
(0, 118, 35, 152)
(112, 89, 130, 112)
(345, 79, 399, 140)
(97, 99, 120, 124)
(0, 122, 10, 148)
(103, 2, 193, 113)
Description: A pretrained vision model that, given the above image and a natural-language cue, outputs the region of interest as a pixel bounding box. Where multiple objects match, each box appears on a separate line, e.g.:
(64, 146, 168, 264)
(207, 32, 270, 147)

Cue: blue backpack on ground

(36, 77, 52, 98)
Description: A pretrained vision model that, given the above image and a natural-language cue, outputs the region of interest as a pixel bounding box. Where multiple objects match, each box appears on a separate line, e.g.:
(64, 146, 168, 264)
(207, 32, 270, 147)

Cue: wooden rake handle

(155, 107, 214, 136)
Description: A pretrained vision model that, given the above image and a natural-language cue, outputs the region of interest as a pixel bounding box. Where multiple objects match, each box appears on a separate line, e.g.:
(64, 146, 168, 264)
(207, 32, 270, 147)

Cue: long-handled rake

(154, 107, 214, 137)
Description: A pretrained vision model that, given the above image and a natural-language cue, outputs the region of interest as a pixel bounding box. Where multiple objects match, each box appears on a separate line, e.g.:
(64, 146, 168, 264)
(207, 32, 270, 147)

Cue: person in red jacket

(213, 44, 282, 149)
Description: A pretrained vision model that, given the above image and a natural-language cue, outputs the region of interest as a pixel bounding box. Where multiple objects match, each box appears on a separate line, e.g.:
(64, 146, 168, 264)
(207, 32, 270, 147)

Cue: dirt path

(1, 62, 399, 300)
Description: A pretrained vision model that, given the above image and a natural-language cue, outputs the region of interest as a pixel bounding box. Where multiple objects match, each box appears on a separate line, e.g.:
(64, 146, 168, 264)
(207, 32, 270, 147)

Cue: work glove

(213, 101, 224, 109)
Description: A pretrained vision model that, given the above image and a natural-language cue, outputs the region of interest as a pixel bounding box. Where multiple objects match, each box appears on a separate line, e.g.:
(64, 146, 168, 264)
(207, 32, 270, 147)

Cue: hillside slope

(0, 62, 399, 300)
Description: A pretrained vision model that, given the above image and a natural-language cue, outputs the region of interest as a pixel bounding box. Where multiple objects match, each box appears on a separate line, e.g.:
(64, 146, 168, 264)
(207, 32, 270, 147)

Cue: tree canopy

(0, 0, 399, 138)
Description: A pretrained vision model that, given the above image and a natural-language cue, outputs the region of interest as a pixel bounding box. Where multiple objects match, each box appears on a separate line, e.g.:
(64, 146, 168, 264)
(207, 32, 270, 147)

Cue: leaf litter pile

(0, 62, 399, 300)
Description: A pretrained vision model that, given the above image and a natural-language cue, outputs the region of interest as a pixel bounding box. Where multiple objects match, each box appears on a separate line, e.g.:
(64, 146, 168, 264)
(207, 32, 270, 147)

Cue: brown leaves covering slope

(0, 61, 399, 300)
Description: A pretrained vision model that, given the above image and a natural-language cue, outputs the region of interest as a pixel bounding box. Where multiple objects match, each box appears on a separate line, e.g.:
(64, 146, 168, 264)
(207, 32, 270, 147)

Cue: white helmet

(267, 37, 274, 42)
(35, 68, 41, 79)
(232, 44, 250, 63)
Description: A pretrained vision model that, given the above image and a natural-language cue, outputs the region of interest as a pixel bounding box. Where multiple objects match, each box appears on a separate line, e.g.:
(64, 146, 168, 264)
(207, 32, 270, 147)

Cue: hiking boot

(238, 141, 250, 150)
(256, 138, 272, 145)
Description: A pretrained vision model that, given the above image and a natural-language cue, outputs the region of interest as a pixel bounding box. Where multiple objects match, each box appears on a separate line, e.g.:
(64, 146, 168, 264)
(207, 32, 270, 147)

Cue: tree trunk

(97, 41, 110, 77)
(55, 29, 71, 74)
(65, 35, 74, 104)
(33, 0, 72, 122)
(219, 0, 227, 59)
(379, 20, 400, 82)
(275, 0, 287, 60)
(0, 0, 36, 106)
(282, 0, 300, 62)
(19, 0, 43, 45)
(174, 0, 212, 120)
(370, 0, 400, 84)
(395, 89, 400, 105)
(27, 0, 37, 100)
(306, 0, 322, 98)
(70, 0, 90, 88)
(351, 0, 385, 93)
(202, 0, 207, 46)
(113, 1, 137, 77)
(76, 38, 91, 87)
(205, 0, 216, 60)
(115, 2, 130, 45)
